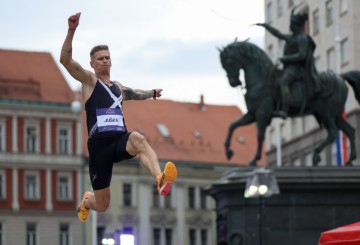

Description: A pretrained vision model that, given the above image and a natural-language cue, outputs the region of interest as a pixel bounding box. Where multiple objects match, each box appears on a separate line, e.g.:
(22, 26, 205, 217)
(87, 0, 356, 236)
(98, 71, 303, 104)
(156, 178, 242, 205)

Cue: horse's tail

(341, 70, 360, 104)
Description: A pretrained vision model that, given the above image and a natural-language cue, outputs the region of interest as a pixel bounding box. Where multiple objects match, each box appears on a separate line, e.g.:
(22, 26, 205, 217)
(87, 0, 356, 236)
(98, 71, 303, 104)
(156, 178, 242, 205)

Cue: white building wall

(1, 215, 82, 245)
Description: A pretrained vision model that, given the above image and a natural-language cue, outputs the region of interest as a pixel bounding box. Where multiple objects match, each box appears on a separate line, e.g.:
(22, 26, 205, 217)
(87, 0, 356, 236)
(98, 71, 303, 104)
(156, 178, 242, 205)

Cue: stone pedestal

(208, 167, 360, 245)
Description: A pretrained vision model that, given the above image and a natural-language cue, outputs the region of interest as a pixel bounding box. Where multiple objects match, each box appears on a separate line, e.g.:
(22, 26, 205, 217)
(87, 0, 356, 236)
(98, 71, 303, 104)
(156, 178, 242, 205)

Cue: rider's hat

(290, 8, 308, 26)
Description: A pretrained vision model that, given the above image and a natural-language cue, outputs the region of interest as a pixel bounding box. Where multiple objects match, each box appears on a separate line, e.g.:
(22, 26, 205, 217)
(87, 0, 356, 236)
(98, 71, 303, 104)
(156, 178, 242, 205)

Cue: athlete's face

(90, 50, 112, 74)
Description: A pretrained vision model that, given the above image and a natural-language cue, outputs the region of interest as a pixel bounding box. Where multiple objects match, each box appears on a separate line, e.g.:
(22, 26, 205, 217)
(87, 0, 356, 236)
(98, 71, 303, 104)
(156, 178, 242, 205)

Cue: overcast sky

(1, 0, 265, 112)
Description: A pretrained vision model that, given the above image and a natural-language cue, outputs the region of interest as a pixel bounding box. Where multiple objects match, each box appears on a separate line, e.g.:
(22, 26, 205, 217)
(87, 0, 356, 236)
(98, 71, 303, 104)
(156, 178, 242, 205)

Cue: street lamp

(101, 238, 115, 245)
(244, 167, 280, 245)
(71, 89, 82, 114)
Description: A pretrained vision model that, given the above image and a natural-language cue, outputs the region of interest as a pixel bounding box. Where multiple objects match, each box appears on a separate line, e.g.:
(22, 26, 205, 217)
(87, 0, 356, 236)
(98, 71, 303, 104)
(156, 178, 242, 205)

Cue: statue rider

(256, 10, 320, 119)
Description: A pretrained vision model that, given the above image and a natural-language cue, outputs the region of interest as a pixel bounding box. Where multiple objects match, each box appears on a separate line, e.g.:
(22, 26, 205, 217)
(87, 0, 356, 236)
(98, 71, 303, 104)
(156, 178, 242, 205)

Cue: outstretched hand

(153, 89, 163, 100)
(68, 12, 81, 30)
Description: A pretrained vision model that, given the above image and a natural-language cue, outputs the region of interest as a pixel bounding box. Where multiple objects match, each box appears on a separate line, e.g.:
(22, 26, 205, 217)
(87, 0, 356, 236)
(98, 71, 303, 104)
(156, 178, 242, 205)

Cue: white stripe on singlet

(88, 80, 123, 138)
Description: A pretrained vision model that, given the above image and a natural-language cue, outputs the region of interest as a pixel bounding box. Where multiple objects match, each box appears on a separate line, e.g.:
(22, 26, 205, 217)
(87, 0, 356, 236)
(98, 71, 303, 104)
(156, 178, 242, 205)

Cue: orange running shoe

(157, 162, 177, 196)
(77, 191, 92, 222)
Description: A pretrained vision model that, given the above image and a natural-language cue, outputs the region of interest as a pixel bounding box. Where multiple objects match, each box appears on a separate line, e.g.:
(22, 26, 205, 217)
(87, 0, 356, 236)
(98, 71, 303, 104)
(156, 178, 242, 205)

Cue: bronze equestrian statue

(255, 10, 320, 119)
(219, 40, 360, 167)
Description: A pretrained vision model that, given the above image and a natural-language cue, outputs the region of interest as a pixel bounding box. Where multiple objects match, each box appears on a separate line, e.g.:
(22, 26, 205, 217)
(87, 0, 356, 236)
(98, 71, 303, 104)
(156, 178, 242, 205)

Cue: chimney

(199, 94, 206, 111)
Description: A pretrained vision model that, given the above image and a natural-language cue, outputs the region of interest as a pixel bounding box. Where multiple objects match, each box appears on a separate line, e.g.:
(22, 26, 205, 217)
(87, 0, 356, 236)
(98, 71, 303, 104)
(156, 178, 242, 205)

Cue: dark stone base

(208, 167, 360, 245)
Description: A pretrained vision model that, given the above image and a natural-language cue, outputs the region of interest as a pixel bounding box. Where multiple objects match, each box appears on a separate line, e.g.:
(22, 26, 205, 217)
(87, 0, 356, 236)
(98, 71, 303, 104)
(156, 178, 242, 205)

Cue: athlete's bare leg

(126, 131, 162, 180)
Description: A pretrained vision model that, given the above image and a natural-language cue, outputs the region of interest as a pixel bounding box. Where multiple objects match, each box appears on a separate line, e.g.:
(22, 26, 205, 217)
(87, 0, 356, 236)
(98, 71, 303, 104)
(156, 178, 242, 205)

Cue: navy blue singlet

(85, 80, 127, 138)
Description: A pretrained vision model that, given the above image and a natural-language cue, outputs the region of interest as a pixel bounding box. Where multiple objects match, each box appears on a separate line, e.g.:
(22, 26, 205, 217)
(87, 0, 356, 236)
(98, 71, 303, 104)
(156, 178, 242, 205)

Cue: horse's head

(219, 43, 243, 87)
(219, 40, 275, 89)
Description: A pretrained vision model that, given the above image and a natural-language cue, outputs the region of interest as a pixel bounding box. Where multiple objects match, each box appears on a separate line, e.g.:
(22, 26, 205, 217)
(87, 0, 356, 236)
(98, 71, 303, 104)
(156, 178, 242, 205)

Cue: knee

(130, 132, 147, 147)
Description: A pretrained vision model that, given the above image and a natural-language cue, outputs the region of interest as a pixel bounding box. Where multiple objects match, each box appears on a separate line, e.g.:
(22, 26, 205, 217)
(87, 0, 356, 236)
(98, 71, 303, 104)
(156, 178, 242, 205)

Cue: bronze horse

(219, 40, 360, 166)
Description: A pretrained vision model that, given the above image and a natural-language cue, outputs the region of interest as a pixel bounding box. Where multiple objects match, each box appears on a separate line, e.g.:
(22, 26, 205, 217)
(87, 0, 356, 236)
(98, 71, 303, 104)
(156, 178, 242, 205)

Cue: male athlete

(60, 12, 177, 222)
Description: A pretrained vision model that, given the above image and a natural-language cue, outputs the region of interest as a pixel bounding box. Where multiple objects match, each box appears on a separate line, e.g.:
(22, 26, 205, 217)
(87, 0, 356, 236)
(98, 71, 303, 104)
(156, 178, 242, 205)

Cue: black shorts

(87, 132, 135, 190)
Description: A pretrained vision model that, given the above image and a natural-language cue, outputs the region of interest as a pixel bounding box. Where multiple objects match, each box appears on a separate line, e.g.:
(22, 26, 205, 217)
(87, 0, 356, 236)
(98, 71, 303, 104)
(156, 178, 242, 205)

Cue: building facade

(0, 49, 84, 245)
(263, 0, 360, 167)
(0, 47, 265, 245)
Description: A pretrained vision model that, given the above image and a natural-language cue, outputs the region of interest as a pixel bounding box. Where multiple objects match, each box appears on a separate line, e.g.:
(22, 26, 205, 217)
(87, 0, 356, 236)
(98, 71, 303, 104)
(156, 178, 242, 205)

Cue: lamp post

(244, 168, 280, 245)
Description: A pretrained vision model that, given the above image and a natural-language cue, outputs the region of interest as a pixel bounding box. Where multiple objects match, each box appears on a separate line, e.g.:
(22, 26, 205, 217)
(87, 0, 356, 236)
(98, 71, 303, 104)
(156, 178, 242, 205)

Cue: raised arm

(255, 23, 288, 40)
(114, 81, 162, 100)
(60, 12, 93, 84)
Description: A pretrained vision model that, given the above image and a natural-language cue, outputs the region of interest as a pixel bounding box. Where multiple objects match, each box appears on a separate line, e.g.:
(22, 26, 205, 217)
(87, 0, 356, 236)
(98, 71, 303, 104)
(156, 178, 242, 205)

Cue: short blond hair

(90, 45, 109, 58)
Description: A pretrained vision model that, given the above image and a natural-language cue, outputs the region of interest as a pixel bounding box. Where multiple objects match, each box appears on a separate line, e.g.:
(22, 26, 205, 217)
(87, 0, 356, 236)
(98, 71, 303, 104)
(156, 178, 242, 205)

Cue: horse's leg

(225, 113, 255, 160)
(335, 116, 356, 166)
(313, 118, 339, 166)
(248, 110, 272, 167)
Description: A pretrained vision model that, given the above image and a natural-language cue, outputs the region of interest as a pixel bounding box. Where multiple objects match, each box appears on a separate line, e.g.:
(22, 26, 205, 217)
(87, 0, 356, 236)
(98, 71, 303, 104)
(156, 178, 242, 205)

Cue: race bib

(96, 108, 125, 132)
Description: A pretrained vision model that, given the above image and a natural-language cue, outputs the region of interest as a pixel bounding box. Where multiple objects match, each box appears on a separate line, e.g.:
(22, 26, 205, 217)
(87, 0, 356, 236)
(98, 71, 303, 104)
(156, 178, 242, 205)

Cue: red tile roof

(0, 49, 74, 103)
(0, 48, 265, 166)
(82, 98, 267, 166)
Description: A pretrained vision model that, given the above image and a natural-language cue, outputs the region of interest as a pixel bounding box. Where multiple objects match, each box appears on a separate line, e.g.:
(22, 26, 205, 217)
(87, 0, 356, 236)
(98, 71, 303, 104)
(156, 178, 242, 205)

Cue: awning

(319, 222, 360, 245)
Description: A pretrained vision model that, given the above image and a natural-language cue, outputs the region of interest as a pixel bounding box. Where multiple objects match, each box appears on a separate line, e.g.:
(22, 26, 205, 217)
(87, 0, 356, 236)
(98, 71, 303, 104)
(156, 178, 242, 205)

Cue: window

(266, 2, 273, 23)
(0, 170, 5, 199)
(276, 0, 283, 17)
(200, 188, 207, 210)
(277, 39, 285, 60)
(58, 126, 71, 154)
(165, 228, 173, 245)
(327, 47, 336, 71)
(27, 223, 37, 245)
(153, 228, 160, 245)
(188, 187, 195, 209)
(280, 123, 285, 143)
(123, 183, 132, 207)
(123, 227, 133, 234)
(58, 173, 72, 201)
(201, 229, 208, 245)
(193, 130, 201, 139)
(267, 44, 274, 62)
(152, 185, 160, 208)
(292, 158, 301, 167)
(25, 172, 40, 200)
(288, 0, 294, 8)
(0, 119, 5, 152)
(291, 118, 300, 138)
(331, 141, 338, 166)
(341, 38, 349, 65)
(303, 116, 317, 133)
(60, 224, 70, 245)
(189, 229, 196, 245)
(156, 123, 171, 138)
(315, 56, 321, 71)
(340, 0, 348, 14)
(326, 1, 333, 26)
(97, 226, 106, 245)
(305, 152, 313, 167)
(312, 9, 320, 35)
(319, 150, 327, 167)
(269, 127, 276, 149)
(164, 190, 171, 209)
(25, 124, 39, 153)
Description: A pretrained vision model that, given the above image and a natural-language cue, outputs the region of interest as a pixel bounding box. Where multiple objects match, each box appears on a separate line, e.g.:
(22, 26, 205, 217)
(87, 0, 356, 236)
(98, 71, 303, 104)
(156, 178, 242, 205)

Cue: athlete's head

(90, 45, 111, 73)
(90, 45, 109, 60)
